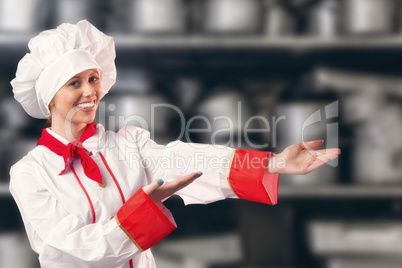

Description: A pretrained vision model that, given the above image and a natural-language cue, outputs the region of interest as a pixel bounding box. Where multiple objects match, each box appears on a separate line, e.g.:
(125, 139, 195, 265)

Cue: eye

(69, 80, 80, 88)
(89, 75, 99, 83)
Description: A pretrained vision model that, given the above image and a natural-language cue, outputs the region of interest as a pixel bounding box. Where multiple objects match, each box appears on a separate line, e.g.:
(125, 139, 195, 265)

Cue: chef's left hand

(267, 140, 341, 174)
(143, 172, 203, 203)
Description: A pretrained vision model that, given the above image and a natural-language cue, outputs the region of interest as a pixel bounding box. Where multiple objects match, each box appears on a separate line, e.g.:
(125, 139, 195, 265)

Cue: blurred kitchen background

(1, 0, 402, 267)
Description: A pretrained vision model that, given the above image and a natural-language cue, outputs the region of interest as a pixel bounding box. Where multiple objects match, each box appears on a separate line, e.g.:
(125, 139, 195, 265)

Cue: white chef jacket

(9, 124, 277, 268)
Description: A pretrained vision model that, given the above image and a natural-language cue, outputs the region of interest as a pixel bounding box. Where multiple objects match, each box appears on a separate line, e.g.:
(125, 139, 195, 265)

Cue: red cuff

(228, 150, 279, 205)
(116, 187, 176, 251)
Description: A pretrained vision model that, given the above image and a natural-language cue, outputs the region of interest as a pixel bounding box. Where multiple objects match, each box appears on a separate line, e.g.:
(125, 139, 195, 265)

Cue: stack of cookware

(313, 67, 402, 184)
(102, 0, 402, 37)
(2, 0, 402, 38)
(110, 0, 264, 35)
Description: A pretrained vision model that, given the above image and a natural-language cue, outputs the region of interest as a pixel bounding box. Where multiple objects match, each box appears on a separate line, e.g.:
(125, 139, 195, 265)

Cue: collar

(37, 123, 102, 184)
(46, 128, 70, 146)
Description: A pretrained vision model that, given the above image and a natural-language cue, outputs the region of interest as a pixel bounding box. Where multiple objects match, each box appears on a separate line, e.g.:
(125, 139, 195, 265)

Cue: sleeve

(228, 149, 279, 205)
(9, 170, 176, 267)
(115, 187, 176, 251)
(122, 127, 279, 206)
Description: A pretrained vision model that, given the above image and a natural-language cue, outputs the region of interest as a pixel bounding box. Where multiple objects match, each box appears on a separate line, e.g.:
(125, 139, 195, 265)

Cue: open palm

(269, 140, 341, 174)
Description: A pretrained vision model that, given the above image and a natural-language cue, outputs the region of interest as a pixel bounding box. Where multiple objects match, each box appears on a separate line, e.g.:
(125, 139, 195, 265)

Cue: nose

(82, 81, 96, 97)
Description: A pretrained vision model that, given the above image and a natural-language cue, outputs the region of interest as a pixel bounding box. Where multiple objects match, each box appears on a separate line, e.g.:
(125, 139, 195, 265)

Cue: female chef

(9, 20, 340, 268)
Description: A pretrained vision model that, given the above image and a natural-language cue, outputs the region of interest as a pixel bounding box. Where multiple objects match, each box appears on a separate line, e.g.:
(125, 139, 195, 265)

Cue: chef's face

(49, 69, 102, 128)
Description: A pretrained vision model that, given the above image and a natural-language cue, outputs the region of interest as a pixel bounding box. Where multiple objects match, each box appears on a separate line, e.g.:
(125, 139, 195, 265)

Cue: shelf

(3, 33, 402, 51)
(2, 181, 402, 199)
(113, 35, 402, 50)
(279, 184, 402, 199)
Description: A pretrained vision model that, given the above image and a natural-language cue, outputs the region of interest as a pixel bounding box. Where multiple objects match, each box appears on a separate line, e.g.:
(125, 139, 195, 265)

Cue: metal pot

(195, 89, 260, 148)
(343, 0, 396, 36)
(353, 106, 402, 184)
(54, 0, 93, 25)
(263, 0, 296, 37)
(99, 93, 178, 144)
(130, 0, 186, 34)
(353, 140, 402, 185)
(0, 0, 47, 32)
(307, 0, 340, 37)
(273, 101, 338, 185)
(308, 220, 402, 256)
(202, 0, 261, 35)
(0, 98, 31, 130)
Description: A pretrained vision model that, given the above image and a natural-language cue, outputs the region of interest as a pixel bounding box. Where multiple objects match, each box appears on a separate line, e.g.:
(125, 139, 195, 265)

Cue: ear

(48, 100, 55, 117)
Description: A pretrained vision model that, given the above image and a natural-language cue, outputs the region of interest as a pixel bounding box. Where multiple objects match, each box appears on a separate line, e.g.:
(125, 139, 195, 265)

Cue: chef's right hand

(143, 172, 203, 203)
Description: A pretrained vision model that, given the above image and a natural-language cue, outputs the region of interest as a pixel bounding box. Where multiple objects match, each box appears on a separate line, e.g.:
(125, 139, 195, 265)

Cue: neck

(50, 120, 88, 142)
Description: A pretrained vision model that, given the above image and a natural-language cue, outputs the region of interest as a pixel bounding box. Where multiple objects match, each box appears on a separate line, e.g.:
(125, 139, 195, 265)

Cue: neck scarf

(37, 123, 102, 184)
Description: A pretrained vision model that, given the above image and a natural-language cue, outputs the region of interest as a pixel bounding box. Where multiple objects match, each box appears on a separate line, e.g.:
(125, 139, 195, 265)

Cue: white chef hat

(11, 20, 116, 119)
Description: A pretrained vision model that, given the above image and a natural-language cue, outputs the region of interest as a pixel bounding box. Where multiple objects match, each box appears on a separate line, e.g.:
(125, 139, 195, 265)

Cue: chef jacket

(9, 124, 278, 268)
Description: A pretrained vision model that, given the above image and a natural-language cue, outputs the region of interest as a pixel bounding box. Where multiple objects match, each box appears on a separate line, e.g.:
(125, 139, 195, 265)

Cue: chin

(73, 115, 96, 125)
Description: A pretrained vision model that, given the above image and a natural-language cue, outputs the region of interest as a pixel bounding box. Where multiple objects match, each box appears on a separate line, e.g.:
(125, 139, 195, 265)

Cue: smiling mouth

(76, 101, 95, 109)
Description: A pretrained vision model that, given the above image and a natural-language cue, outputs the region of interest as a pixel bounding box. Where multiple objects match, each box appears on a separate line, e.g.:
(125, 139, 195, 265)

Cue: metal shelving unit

(1, 33, 401, 200)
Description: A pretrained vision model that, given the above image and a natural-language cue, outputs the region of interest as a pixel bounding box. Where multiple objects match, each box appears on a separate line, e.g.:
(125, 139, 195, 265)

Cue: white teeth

(76, 102, 95, 109)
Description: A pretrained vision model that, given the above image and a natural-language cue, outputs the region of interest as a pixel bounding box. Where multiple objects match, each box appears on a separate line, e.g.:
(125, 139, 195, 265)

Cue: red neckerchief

(37, 123, 102, 184)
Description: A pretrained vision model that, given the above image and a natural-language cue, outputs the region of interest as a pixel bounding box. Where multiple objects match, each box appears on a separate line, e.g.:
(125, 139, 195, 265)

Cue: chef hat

(11, 20, 116, 119)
